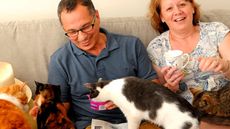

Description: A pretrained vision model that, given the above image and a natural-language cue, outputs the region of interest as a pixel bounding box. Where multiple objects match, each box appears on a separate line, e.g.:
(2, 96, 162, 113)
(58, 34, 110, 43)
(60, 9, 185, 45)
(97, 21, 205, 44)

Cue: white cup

(164, 50, 190, 69)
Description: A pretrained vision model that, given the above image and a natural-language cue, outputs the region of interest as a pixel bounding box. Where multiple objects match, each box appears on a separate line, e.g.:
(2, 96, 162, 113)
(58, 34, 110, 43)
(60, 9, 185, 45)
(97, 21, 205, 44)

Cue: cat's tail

(200, 115, 230, 126)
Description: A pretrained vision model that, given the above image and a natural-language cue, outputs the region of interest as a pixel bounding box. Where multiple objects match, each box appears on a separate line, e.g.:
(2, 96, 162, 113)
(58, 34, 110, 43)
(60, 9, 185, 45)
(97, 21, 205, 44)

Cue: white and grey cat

(85, 76, 200, 129)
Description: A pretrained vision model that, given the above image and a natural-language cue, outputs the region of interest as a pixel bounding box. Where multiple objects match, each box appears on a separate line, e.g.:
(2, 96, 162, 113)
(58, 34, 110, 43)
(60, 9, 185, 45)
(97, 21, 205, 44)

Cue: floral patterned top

(147, 22, 230, 103)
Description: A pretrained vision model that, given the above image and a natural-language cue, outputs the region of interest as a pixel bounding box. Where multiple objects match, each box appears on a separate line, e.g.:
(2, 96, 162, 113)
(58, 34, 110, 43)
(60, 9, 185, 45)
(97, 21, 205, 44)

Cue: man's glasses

(65, 15, 96, 38)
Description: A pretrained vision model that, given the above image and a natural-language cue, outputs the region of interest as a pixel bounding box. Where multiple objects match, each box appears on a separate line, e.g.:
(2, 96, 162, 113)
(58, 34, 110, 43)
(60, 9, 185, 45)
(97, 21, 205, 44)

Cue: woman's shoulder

(200, 22, 229, 31)
(148, 31, 169, 47)
(147, 31, 170, 59)
(51, 42, 73, 61)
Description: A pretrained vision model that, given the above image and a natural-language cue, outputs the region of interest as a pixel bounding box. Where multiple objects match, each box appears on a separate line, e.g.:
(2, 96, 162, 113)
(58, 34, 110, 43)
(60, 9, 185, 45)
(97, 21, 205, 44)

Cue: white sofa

(1, 10, 230, 95)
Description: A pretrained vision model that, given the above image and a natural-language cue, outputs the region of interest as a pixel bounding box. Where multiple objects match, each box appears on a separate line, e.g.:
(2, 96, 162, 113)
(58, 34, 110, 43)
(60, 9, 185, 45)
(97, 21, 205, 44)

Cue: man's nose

(77, 31, 87, 42)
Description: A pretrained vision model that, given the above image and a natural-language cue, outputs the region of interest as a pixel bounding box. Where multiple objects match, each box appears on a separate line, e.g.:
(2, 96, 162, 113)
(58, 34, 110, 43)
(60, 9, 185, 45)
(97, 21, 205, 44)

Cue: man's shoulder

(108, 32, 143, 48)
(110, 32, 140, 41)
(51, 42, 71, 59)
(102, 27, 141, 44)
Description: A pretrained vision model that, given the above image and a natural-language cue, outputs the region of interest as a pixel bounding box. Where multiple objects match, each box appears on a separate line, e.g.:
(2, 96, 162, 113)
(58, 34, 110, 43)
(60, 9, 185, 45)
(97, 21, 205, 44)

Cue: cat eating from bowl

(85, 76, 200, 129)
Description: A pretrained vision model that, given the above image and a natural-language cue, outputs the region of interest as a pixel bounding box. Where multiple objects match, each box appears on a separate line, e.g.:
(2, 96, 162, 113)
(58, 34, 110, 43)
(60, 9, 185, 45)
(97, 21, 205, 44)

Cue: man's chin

(79, 45, 93, 52)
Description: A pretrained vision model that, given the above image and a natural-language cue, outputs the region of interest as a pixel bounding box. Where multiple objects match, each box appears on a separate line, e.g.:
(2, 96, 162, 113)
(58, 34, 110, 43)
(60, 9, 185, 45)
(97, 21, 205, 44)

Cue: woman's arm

(199, 32, 230, 79)
(219, 32, 230, 79)
(152, 64, 185, 92)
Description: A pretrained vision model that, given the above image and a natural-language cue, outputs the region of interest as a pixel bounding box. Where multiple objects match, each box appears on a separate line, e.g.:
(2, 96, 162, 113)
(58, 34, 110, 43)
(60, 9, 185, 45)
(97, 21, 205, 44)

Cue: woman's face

(160, 0, 194, 31)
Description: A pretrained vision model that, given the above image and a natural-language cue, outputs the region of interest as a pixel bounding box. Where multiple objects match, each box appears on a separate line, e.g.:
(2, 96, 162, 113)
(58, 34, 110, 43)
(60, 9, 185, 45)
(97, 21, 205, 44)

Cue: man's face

(61, 5, 100, 52)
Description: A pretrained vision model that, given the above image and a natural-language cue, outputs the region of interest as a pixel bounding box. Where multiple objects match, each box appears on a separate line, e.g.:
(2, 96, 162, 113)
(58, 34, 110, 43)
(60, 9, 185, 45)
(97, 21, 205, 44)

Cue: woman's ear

(160, 15, 165, 23)
(162, 19, 165, 23)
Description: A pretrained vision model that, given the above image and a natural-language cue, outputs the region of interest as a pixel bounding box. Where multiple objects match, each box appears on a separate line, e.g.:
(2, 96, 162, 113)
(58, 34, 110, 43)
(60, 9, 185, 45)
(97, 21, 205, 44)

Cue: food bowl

(87, 95, 107, 111)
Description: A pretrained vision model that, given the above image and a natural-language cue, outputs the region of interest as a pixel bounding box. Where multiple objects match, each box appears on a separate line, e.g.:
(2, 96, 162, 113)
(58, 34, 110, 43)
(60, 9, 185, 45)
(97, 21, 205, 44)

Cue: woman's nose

(173, 6, 182, 15)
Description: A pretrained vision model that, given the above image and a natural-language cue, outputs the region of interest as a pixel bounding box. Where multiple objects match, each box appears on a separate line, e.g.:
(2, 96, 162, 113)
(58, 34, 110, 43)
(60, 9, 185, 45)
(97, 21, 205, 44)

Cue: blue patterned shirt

(147, 22, 230, 103)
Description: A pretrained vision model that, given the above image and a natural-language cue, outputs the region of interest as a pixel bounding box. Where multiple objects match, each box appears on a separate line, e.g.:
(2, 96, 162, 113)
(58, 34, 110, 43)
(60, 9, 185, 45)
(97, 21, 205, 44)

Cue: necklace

(169, 26, 200, 52)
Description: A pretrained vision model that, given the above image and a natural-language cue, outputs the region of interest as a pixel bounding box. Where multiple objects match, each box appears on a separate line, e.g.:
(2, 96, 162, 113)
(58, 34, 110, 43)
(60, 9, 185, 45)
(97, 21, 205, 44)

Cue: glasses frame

(65, 15, 96, 38)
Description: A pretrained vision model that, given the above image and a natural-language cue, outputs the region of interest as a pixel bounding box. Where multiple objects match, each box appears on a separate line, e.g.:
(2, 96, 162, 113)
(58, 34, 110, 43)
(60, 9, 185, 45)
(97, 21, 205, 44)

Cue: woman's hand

(104, 101, 117, 110)
(198, 57, 229, 73)
(161, 66, 185, 92)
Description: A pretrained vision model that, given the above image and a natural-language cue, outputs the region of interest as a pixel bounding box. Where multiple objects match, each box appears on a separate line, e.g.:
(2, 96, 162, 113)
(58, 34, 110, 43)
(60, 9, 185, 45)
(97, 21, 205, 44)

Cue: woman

(147, 0, 230, 128)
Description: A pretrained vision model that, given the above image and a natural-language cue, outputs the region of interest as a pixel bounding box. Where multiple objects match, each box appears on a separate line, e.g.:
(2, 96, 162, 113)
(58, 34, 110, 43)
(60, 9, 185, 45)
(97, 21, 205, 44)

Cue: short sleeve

(215, 22, 230, 45)
(201, 22, 230, 46)
(147, 32, 170, 67)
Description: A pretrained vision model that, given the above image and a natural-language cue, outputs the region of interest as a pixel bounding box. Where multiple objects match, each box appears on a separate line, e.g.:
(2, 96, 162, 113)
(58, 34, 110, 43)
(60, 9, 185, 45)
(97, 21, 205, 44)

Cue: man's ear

(95, 10, 100, 21)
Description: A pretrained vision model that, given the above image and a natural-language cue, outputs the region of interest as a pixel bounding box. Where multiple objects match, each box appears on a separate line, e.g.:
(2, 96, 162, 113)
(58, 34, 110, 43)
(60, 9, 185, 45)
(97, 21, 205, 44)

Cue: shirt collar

(71, 28, 119, 56)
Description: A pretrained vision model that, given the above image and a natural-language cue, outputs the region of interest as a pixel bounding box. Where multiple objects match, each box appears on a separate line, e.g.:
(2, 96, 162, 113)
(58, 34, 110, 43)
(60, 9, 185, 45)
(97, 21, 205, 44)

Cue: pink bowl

(90, 100, 107, 110)
(87, 95, 107, 110)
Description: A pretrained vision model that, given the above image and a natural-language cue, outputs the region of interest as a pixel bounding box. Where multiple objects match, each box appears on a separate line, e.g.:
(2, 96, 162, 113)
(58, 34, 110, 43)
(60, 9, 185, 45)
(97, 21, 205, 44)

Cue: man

(47, 0, 157, 128)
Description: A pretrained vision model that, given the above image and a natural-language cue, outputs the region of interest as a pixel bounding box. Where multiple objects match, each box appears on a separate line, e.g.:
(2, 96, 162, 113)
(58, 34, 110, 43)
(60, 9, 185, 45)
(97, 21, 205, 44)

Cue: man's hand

(104, 101, 117, 110)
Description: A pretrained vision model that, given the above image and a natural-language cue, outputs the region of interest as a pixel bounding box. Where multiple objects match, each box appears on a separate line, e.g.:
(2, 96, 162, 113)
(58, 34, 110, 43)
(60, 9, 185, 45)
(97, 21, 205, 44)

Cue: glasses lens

(81, 25, 93, 33)
(65, 15, 95, 38)
(66, 30, 78, 37)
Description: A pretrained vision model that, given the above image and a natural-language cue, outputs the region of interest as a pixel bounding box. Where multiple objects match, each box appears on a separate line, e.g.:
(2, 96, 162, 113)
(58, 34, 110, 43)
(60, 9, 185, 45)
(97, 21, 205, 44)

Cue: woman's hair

(148, 0, 200, 33)
(57, 0, 96, 25)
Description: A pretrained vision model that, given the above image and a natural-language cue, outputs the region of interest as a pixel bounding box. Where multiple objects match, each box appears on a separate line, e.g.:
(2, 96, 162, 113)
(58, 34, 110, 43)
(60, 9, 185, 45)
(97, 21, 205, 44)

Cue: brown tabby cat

(34, 81, 75, 129)
(190, 83, 230, 126)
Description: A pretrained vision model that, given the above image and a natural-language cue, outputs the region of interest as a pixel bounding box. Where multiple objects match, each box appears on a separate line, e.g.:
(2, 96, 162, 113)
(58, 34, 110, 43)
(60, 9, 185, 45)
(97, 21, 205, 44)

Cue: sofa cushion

(0, 10, 229, 94)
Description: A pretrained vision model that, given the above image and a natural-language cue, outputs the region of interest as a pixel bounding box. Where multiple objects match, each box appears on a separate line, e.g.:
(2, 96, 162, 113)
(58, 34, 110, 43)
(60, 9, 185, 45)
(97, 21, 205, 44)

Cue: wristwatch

(176, 82, 188, 94)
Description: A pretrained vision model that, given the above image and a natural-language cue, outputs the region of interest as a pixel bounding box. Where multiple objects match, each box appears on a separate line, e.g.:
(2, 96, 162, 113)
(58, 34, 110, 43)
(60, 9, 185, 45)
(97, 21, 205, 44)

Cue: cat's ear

(189, 87, 202, 97)
(84, 83, 99, 98)
(84, 83, 95, 89)
(35, 81, 43, 95)
(98, 78, 103, 82)
(35, 81, 43, 86)
(202, 94, 218, 105)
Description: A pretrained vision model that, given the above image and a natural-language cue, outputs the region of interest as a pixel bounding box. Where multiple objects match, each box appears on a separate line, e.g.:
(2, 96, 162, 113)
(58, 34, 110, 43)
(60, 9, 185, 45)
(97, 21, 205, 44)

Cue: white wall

(0, 0, 229, 22)
(94, 0, 230, 17)
(0, 0, 59, 21)
(197, 0, 230, 10)
(93, 0, 151, 18)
